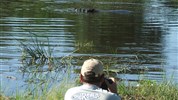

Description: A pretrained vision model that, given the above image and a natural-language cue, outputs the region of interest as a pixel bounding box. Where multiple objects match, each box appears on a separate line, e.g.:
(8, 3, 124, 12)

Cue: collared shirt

(64, 84, 121, 100)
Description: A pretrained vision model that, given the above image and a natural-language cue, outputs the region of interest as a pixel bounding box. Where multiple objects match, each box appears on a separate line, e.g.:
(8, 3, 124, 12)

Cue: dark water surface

(0, 0, 178, 95)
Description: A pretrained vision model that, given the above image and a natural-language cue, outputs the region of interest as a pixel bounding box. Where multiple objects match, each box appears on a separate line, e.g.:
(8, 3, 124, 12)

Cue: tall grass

(1, 34, 177, 100)
(1, 75, 177, 100)
(118, 80, 178, 100)
(19, 33, 55, 71)
(45, 78, 178, 100)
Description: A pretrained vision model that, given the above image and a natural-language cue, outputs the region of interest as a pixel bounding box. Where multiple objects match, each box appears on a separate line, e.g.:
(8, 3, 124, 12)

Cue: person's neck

(83, 82, 101, 87)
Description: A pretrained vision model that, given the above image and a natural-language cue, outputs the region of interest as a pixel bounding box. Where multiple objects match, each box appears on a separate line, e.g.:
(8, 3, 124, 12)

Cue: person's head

(80, 58, 104, 85)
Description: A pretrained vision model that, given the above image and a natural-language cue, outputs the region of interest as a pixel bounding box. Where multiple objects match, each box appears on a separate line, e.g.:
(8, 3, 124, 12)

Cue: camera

(100, 78, 113, 91)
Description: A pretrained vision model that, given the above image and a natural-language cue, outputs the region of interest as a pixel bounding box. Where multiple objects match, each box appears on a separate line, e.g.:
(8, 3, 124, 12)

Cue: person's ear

(80, 74, 83, 83)
(100, 74, 105, 83)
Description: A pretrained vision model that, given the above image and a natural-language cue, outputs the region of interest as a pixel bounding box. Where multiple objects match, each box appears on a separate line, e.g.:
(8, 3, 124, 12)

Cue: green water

(0, 0, 178, 95)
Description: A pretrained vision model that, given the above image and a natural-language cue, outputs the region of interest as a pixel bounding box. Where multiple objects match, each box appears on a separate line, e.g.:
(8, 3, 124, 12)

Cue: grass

(46, 79, 178, 100)
(1, 34, 177, 100)
(1, 79, 178, 100)
(118, 80, 178, 100)
(19, 33, 55, 71)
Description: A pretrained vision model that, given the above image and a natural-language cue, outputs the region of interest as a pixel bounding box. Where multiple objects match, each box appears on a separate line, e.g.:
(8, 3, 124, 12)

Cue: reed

(1, 33, 175, 100)
(19, 34, 55, 69)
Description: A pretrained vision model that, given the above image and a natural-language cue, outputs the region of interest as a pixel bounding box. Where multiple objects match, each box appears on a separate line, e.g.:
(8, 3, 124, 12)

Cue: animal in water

(74, 8, 99, 13)
(73, 8, 132, 14)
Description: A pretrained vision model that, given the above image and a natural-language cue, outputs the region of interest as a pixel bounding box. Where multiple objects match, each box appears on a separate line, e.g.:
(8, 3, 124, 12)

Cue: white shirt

(64, 84, 121, 100)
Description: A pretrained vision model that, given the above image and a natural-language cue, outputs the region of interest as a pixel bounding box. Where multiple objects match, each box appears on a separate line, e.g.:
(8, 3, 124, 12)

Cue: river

(0, 0, 178, 95)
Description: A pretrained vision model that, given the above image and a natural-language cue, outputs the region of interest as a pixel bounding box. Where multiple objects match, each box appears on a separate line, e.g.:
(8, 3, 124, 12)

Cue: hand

(104, 77, 118, 94)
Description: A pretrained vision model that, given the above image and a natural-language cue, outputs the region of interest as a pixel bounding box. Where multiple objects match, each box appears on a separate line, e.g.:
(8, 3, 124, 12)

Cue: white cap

(81, 59, 103, 77)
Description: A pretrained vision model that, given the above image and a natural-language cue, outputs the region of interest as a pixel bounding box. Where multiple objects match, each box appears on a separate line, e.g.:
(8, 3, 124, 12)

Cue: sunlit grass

(1, 34, 177, 100)
(118, 80, 178, 100)
(1, 79, 177, 100)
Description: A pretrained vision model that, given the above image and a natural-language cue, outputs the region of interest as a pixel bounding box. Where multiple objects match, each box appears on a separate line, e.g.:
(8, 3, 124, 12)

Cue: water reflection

(164, 28, 178, 83)
(142, 0, 178, 82)
(0, 16, 76, 94)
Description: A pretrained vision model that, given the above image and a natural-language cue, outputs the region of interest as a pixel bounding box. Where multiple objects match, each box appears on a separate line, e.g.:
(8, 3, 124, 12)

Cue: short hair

(82, 72, 104, 84)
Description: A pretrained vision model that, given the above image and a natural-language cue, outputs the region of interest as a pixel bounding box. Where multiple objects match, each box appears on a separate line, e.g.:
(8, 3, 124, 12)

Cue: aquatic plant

(20, 34, 53, 71)
(74, 40, 95, 53)
(15, 32, 170, 100)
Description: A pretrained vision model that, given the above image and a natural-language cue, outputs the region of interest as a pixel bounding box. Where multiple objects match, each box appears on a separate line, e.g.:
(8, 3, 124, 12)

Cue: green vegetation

(119, 80, 178, 100)
(1, 35, 177, 100)
(1, 79, 178, 100)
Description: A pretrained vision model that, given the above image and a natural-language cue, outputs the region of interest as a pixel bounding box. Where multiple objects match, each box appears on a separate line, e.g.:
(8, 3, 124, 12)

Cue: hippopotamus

(73, 8, 132, 14)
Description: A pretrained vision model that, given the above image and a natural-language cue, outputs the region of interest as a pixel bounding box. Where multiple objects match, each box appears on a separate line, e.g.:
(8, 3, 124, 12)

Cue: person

(65, 58, 121, 100)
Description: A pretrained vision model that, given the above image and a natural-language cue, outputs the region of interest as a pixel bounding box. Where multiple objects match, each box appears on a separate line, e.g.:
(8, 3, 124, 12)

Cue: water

(0, 0, 178, 95)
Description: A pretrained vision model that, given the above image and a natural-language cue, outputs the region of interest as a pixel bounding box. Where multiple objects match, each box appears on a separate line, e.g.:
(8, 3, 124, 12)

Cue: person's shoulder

(65, 86, 82, 100)
(66, 86, 81, 93)
(96, 89, 121, 100)
(107, 93, 121, 100)
(103, 92, 121, 100)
